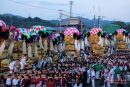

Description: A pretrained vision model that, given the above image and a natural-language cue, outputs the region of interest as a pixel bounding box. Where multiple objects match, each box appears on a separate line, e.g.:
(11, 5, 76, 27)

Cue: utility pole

(81, 21, 83, 33)
(59, 10, 63, 33)
(98, 16, 101, 28)
(98, 16, 105, 28)
(93, 15, 96, 28)
(70, 1, 73, 19)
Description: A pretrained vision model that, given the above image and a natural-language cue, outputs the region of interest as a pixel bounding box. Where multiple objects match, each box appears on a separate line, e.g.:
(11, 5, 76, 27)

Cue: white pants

(107, 82, 111, 87)
(95, 71, 100, 79)
(91, 78, 95, 87)
(87, 77, 91, 84)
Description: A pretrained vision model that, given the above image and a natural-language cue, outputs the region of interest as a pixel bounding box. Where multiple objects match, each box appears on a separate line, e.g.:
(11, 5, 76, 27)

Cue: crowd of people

(0, 49, 130, 87)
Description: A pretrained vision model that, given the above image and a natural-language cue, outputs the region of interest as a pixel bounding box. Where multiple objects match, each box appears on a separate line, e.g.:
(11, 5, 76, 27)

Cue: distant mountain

(0, 14, 56, 28)
(77, 16, 112, 28)
(49, 16, 113, 28)
(0, 13, 130, 30)
(49, 20, 59, 26)
(3, 13, 24, 18)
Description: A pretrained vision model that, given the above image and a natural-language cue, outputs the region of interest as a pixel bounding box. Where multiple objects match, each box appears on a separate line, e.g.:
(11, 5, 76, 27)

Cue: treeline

(111, 21, 130, 32)
(0, 14, 56, 28)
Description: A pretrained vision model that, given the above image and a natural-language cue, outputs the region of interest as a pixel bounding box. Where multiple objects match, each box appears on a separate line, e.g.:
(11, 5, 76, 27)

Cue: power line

(7, 0, 59, 12)
(6, 0, 88, 18)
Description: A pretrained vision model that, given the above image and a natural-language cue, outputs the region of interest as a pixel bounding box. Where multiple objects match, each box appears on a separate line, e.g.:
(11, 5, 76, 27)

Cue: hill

(0, 14, 56, 28)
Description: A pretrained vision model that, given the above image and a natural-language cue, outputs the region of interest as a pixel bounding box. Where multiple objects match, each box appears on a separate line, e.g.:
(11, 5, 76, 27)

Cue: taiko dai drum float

(87, 28, 108, 55)
(17, 28, 33, 57)
(0, 20, 10, 68)
(8, 26, 19, 58)
(0, 20, 9, 57)
(114, 29, 130, 49)
(30, 25, 46, 57)
(64, 27, 82, 58)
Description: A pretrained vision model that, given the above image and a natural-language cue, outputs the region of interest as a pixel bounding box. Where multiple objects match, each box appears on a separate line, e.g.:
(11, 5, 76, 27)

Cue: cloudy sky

(0, 0, 130, 22)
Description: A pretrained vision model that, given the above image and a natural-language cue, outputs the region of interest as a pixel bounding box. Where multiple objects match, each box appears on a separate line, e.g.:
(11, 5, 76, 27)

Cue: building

(54, 17, 86, 32)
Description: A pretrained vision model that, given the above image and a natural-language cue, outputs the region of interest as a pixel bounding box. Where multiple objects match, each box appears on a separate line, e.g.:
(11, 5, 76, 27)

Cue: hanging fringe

(0, 41, 5, 57)
(102, 38, 105, 46)
(123, 35, 125, 42)
(108, 40, 110, 46)
(128, 38, 130, 44)
(125, 36, 128, 43)
(50, 39, 54, 51)
(80, 39, 84, 50)
(98, 36, 103, 46)
(114, 35, 116, 42)
(105, 38, 108, 46)
(111, 40, 114, 46)
(28, 44, 32, 58)
(44, 39, 48, 51)
(34, 44, 38, 57)
(39, 37, 43, 49)
(77, 40, 81, 51)
(85, 37, 89, 46)
(8, 40, 15, 56)
(22, 41, 26, 54)
(74, 39, 77, 50)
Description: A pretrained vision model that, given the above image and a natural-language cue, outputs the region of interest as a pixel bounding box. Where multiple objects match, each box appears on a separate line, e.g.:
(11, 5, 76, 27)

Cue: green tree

(126, 24, 130, 32)
(111, 21, 126, 28)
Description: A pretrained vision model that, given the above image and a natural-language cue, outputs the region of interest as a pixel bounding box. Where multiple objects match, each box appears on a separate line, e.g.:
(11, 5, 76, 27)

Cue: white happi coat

(9, 61, 17, 70)
(20, 57, 27, 69)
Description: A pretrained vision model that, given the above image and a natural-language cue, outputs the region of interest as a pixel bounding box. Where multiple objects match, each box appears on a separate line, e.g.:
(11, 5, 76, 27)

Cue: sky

(0, 0, 130, 22)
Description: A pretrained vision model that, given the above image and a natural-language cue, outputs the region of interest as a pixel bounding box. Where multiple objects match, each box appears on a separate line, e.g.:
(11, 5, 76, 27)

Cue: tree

(125, 24, 130, 32)
(111, 21, 126, 28)
(0, 14, 56, 28)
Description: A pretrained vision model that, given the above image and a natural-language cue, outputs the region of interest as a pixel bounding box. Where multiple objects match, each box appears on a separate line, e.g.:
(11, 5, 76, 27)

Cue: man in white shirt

(12, 76, 19, 86)
(9, 59, 19, 73)
(87, 67, 91, 85)
(6, 74, 12, 86)
(91, 68, 95, 87)
(20, 56, 27, 70)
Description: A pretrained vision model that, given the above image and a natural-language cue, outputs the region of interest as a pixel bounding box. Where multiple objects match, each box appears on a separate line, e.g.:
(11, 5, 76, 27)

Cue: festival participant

(9, 59, 20, 74)
(107, 73, 112, 87)
(19, 75, 26, 87)
(24, 75, 31, 87)
(117, 74, 126, 87)
(91, 68, 95, 87)
(82, 68, 88, 87)
(119, 61, 123, 71)
(87, 67, 91, 86)
(6, 74, 12, 87)
(20, 55, 27, 71)
(124, 61, 128, 71)
(12, 75, 19, 87)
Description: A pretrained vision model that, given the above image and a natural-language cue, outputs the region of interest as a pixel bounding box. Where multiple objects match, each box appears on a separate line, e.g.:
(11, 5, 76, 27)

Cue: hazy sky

(0, 0, 130, 22)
